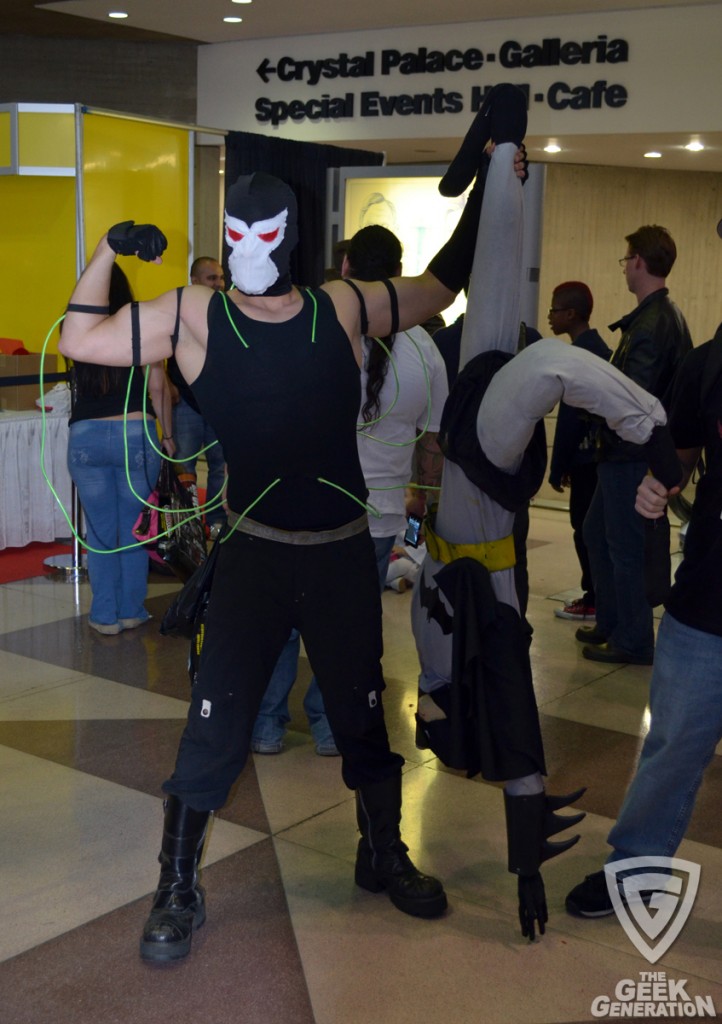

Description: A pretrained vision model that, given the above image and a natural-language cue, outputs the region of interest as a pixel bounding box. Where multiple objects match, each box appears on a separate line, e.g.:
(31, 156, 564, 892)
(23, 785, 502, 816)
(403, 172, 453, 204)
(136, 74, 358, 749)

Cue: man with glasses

(577, 225, 692, 664)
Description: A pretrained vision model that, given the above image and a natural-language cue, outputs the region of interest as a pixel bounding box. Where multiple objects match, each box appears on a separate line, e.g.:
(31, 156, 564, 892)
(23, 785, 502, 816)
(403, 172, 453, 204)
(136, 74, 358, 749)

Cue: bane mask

(224, 172, 298, 295)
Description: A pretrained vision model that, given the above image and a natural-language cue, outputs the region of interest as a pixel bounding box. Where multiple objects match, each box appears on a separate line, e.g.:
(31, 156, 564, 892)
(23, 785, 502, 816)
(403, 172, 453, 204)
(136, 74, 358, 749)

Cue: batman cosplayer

(410, 86, 683, 940)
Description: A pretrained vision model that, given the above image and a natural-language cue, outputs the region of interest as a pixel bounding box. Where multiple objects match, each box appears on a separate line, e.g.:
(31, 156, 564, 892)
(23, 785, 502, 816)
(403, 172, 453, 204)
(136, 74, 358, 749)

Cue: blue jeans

(252, 534, 397, 748)
(607, 613, 722, 862)
(173, 398, 226, 527)
(68, 419, 161, 626)
(583, 460, 654, 658)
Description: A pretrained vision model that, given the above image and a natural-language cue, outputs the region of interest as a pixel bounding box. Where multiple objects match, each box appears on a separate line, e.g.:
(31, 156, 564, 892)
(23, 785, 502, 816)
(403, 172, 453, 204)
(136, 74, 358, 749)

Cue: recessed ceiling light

(108, 11, 129, 18)
(223, 16, 243, 22)
(644, 151, 662, 159)
(232, 0, 253, 4)
(544, 143, 561, 154)
(685, 140, 704, 152)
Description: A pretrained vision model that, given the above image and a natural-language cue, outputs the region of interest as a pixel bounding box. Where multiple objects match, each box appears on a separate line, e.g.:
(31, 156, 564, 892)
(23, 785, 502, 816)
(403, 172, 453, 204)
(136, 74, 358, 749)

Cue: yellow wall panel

(82, 115, 190, 299)
(18, 112, 75, 169)
(0, 175, 76, 354)
(0, 112, 12, 169)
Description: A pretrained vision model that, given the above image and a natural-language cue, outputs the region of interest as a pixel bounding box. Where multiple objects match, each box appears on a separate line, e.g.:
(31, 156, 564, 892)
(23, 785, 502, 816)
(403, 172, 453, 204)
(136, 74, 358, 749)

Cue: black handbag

(159, 528, 222, 639)
(134, 460, 208, 583)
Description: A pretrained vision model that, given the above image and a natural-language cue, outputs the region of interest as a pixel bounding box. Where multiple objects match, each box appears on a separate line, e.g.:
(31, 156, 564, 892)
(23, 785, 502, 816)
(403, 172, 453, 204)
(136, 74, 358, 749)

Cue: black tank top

(70, 364, 151, 424)
(191, 288, 367, 531)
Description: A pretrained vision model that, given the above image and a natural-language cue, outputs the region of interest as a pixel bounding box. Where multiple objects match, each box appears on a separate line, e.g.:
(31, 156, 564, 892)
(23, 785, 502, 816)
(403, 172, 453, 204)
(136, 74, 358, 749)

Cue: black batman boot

(139, 795, 210, 963)
(355, 775, 447, 919)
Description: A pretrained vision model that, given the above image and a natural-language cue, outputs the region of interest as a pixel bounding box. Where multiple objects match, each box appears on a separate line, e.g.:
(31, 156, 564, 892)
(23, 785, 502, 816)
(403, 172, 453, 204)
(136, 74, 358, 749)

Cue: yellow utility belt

(424, 519, 516, 573)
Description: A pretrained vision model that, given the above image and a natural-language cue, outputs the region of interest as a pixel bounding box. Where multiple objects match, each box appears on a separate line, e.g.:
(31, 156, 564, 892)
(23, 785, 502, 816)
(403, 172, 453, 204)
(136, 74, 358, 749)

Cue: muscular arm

(323, 273, 456, 357)
(325, 146, 527, 346)
(59, 236, 181, 368)
(147, 362, 176, 455)
(407, 431, 444, 518)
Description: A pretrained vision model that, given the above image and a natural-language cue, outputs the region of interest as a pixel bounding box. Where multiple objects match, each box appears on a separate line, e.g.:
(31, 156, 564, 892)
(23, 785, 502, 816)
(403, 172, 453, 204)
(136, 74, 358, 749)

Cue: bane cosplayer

(58, 84, 681, 961)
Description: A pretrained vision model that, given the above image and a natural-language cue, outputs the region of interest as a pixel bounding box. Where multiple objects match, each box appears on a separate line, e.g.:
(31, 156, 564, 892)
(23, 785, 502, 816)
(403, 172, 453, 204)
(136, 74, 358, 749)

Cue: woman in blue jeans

(67, 265, 174, 635)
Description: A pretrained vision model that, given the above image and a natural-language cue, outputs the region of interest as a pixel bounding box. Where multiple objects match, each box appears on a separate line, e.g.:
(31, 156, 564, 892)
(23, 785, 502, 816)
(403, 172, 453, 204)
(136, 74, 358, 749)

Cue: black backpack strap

(130, 302, 142, 366)
(342, 278, 368, 336)
(170, 286, 184, 353)
(380, 278, 399, 336)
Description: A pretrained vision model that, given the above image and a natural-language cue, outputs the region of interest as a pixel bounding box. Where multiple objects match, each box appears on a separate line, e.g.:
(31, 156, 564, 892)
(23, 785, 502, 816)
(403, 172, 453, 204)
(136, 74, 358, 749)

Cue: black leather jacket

(599, 288, 692, 462)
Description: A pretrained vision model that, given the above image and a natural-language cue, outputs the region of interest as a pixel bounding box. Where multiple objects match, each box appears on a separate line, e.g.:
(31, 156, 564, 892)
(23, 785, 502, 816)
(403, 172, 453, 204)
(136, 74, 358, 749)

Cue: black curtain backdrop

(224, 132, 383, 289)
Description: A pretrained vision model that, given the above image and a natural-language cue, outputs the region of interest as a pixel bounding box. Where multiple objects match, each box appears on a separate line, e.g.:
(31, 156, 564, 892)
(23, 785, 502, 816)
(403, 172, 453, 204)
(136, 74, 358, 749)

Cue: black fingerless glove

(107, 220, 167, 262)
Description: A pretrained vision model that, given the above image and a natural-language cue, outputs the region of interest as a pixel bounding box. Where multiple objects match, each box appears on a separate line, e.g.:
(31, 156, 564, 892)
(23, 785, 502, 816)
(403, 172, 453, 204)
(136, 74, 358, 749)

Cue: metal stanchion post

(44, 480, 87, 580)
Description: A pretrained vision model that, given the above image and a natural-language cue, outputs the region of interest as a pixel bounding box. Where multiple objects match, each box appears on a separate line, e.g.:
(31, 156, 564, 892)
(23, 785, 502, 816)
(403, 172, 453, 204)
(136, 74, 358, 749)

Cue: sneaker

(119, 615, 152, 630)
(251, 739, 284, 755)
(89, 620, 122, 636)
(566, 870, 615, 917)
(566, 868, 656, 918)
(554, 599, 596, 621)
(315, 741, 340, 757)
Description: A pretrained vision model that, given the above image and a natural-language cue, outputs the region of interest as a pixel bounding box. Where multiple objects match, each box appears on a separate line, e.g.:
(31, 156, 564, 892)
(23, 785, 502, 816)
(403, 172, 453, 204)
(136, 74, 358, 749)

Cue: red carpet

(0, 542, 74, 584)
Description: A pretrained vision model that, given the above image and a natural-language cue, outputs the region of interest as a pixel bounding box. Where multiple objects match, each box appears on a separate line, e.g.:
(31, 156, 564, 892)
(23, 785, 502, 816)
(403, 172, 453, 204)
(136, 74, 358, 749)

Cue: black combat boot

(354, 775, 447, 919)
(139, 795, 210, 963)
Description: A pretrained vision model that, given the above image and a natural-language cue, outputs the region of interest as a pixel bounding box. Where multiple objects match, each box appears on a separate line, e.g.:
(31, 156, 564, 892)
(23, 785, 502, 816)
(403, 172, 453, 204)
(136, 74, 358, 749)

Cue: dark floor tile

(0, 719, 271, 833)
(0, 603, 195, 701)
(540, 712, 722, 850)
(0, 842, 313, 1024)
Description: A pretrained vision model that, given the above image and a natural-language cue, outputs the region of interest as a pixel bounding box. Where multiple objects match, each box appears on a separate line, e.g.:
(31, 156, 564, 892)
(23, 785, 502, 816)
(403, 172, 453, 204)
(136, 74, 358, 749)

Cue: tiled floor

(1, 507, 720, 1024)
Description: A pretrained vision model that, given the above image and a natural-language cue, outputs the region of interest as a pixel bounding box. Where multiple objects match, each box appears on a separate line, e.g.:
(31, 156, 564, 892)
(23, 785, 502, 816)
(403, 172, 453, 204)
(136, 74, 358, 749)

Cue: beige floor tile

(0, 745, 266, 963)
(253, 735, 352, 834)
(275, 836, 722, 1024)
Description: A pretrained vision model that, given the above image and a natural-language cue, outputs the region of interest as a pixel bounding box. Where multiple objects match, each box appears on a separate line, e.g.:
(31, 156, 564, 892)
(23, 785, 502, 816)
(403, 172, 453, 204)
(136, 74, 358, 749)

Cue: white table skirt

(0, 410, 73, 549)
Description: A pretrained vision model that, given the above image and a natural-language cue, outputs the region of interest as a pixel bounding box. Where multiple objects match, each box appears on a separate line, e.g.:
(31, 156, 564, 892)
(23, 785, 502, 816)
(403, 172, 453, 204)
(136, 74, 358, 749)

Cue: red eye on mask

(258, 228, 279, 243)
(227, 228, 244, 242)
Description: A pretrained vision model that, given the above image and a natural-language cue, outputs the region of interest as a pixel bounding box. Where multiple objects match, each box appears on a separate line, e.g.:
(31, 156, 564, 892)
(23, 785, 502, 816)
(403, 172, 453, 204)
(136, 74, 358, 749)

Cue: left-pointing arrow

(256, 58, 275, 83)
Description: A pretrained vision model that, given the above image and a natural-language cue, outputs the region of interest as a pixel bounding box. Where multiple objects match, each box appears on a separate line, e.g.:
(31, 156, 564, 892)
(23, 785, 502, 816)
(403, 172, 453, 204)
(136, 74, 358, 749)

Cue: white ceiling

(36, 0, 722, 171)
(36, 0, 722, 45)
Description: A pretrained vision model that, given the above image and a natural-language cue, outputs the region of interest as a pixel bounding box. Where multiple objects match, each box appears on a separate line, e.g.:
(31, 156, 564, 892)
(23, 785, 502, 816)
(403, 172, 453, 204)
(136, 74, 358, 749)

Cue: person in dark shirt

(578, 225, 692, 665)
(566, 316, 722, 917)
(547, 281, 612, 622)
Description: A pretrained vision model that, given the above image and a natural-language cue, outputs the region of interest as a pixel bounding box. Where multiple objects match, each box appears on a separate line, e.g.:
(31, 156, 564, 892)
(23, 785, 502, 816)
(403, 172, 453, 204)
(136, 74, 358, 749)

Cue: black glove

(427, 151, 490, 294)
(107, 220, 167, 262)
(643, 513, 672, 607)
(644, 424, 683, 491)
(428, 84, 528, 295)
(518, 872, 548, 941)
